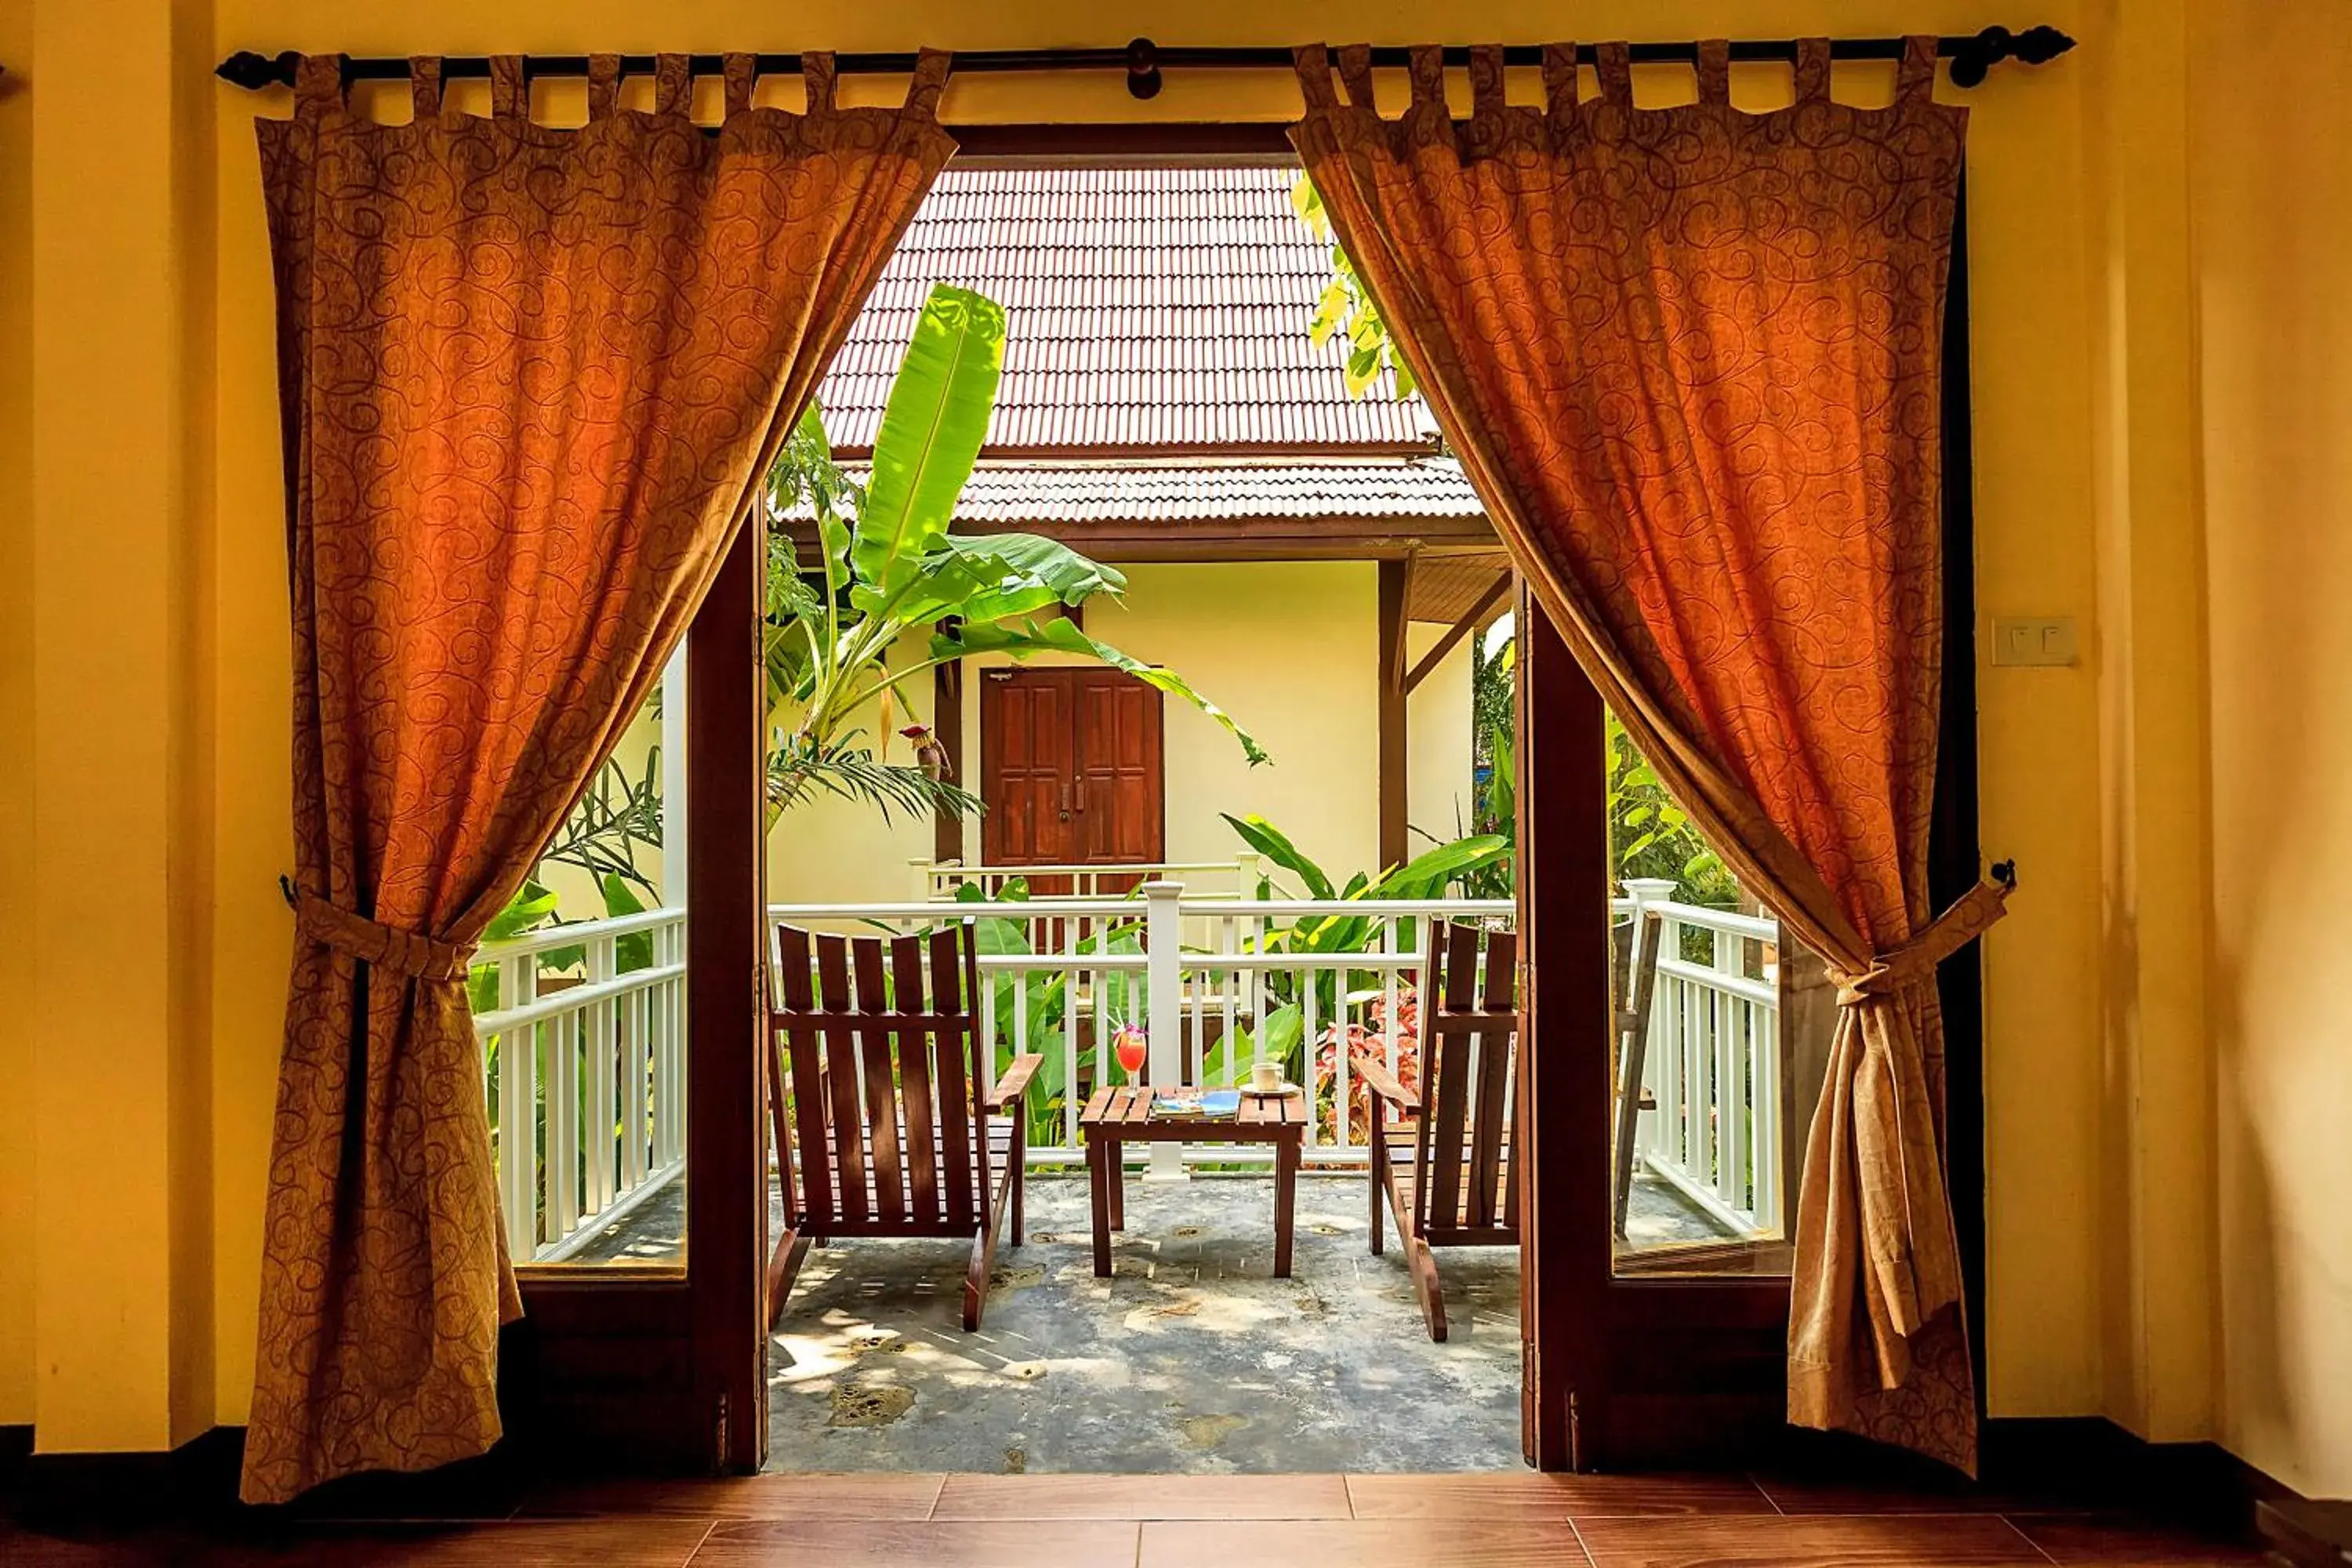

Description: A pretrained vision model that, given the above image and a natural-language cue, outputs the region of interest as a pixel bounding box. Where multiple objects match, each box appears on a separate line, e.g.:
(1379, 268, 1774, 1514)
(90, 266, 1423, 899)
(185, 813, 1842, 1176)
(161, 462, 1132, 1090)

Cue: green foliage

(763, 284, 1267, 822)
(1221, 811, 1511, 1025)
(1604, 707, 1738, 906)
(1291, 176, 1417, 401)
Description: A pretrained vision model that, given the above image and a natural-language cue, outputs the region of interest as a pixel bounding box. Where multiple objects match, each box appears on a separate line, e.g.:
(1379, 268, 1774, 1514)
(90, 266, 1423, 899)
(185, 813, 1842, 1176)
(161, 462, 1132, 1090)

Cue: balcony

(470, 871, 1786, 1469)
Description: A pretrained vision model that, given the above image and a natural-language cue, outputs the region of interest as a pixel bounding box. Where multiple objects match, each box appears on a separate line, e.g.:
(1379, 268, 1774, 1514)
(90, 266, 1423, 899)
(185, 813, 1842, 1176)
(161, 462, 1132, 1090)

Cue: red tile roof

(817, 165, 1441, 455)
(830, 459, 1481, 524)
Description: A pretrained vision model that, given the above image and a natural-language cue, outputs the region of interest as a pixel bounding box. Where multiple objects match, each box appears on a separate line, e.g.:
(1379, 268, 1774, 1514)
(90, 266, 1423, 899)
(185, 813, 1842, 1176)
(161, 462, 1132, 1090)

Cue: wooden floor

(2, 1470, 2266, 1565)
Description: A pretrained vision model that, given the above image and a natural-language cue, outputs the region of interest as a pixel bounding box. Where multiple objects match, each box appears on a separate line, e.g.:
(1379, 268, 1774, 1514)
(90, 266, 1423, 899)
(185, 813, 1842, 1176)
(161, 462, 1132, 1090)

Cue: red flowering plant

(1313, 982, 1421, 1144)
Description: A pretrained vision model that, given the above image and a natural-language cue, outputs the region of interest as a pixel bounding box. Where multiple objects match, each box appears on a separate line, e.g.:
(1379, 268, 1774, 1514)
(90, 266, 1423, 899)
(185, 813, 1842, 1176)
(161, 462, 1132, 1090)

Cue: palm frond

(768, 742, 983, 826)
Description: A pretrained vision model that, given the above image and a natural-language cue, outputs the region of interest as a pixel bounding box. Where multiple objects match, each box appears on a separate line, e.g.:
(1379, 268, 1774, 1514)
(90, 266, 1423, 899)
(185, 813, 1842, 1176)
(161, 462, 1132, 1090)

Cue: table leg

(1273, 1133, 1298, 1279)
(1107, 1139, 1125, 1230)
(1089, 1138, 1113, 1278)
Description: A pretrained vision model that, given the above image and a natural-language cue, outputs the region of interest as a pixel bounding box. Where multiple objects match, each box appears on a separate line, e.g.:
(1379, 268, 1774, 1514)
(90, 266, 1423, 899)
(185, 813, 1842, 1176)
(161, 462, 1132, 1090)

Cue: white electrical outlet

(1990, 617, 2078, 667)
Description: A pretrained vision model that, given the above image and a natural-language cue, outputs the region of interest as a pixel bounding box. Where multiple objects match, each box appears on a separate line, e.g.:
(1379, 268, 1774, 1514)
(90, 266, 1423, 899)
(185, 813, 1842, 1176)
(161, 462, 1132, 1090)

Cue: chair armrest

(988, 1053, 1046, 1110)
(1356, 1056, 1419, 1113)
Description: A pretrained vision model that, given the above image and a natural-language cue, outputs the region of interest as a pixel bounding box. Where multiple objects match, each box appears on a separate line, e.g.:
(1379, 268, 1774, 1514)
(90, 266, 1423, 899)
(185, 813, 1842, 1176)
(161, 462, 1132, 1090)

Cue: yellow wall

(1405, 620, 1477, 848)
(763, 562, 1472, 906)
(2189, 0, 2352, 1501)
(0, 0, 36, 1432)
(17, 0, 2299, 1481)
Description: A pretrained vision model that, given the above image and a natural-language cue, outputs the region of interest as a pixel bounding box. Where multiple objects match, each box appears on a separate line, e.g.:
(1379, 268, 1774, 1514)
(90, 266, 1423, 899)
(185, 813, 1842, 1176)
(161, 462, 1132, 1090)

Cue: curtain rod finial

(219, 49, 299, 89)
(1950, 24, 2074, 88)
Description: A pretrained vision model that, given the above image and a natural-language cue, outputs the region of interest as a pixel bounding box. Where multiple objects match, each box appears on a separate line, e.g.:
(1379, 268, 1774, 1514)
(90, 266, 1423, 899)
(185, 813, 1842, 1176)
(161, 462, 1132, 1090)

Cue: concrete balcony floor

(568, 1167, 1734, 1475)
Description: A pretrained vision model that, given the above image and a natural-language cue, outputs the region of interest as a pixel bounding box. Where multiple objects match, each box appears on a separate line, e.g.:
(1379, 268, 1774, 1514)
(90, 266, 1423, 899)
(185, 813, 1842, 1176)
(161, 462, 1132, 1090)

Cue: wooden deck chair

(765, 920, 1044, 1331)
(1361, 919, 1519, 1341)
(1609, 911, 1665, 1241)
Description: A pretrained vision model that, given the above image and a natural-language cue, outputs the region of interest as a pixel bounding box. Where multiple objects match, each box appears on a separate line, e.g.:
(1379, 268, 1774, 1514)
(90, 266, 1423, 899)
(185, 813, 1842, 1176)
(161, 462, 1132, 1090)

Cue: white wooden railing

(470, 880, 1784, 1258)
(771, 884, 1512, 1175)
(913, 854, 1265, 902)
(1619, 880, 1784, 1239)
(474, 908, 688, 1263)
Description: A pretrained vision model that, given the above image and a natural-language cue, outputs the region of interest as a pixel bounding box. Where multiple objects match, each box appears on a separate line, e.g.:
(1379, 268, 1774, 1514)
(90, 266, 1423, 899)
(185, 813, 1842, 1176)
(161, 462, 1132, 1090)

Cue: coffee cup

(1251, 1059, 1282, 1094)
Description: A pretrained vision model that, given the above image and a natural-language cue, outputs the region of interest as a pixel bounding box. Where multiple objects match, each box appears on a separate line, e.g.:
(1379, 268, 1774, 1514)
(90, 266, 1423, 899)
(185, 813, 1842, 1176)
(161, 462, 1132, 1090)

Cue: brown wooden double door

(978, 668, 1163, 887)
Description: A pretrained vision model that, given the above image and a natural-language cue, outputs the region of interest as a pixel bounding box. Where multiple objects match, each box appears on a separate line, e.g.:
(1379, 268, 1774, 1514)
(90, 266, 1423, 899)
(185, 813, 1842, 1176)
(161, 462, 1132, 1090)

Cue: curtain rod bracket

(1127, 38, 1163, 100)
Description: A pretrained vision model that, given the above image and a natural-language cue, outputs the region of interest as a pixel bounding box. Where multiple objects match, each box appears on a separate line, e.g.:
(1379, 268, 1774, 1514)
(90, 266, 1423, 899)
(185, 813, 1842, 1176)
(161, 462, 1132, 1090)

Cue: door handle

(1058, 782, 1072, 821)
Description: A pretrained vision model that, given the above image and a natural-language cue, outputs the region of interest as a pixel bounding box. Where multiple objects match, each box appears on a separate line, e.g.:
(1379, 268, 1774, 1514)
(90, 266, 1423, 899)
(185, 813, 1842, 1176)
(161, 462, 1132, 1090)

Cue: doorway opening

(753, 153, 1528, 1476)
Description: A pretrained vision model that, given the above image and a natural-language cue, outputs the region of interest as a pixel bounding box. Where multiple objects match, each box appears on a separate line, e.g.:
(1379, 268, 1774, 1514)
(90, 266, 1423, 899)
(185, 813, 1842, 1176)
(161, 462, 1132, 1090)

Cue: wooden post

(1515, 586, 1610, 1471)
(1378, 558, 1409, 871)
(686, 517, 767, 1473)
(933, 648, 964, 866)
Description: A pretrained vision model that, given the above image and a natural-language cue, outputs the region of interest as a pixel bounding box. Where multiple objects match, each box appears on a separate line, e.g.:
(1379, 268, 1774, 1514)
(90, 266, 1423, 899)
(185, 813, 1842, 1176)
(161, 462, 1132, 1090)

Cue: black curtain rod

(218, 26, 2074, 100)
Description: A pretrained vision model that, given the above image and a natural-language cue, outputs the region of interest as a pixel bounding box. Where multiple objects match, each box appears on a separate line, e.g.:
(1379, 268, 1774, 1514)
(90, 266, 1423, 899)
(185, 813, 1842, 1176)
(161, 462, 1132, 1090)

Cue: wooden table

(1078, 1083, 1307, 1279)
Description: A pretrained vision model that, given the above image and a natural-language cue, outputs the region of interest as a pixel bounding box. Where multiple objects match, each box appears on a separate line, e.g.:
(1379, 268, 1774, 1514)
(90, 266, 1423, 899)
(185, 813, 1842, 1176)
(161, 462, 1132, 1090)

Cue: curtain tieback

(1827, 877, 2013, 1007)
(284, 879, 475, 981)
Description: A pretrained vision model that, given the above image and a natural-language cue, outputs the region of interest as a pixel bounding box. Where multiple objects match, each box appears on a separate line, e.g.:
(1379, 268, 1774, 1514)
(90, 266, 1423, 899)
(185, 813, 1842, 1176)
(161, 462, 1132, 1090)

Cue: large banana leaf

(888, 533, 1130, 629)
(1370, 833, 1512, 899)
(945, 615, 1270, 767)
(852, 286, 1006, 608)
(1219, 812, 1335, 899)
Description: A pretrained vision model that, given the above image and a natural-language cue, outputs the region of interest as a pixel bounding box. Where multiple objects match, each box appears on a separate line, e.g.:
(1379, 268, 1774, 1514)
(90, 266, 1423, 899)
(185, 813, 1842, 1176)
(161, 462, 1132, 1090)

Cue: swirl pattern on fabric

(1292, 38, 2000, 1472)
(245, 51, 954, 1504)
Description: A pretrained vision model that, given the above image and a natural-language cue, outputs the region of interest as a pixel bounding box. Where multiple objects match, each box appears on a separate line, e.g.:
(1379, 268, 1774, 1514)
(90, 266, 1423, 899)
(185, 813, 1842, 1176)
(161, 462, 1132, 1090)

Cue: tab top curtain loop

(654, 50, 691, 114)
(409, 56, 442, 118)
(488, 55, 525, 119)
(586, 53, 621, 119)
(1695, 38, 1731, 103)
(724, 51, 757, 117)
(1795, 38, 1833, 101)
(802, 51, 838, 113)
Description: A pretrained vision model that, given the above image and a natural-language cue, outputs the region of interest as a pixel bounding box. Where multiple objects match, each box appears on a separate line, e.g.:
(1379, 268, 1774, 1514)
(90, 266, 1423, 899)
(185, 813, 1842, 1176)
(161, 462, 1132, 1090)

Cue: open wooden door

(499, 517, 768, 1475)
(1515, 590, 1789, 1470)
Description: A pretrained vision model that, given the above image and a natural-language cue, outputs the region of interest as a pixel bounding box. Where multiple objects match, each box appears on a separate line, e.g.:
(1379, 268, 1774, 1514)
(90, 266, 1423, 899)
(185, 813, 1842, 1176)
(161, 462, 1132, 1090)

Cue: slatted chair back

(1411, 920, 1522, 1246)
(770, 920, 989, 1236)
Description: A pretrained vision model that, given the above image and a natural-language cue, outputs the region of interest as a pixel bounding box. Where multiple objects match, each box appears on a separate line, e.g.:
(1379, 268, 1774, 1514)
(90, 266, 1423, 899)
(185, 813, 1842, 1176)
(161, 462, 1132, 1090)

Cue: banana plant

(764, 284, 1266, 821)
(1220, 811, 1512, 1021)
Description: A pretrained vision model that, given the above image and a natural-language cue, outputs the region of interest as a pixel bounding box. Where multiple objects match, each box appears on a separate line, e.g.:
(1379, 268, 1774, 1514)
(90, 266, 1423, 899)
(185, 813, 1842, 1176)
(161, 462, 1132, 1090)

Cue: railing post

(909, 856, 936, 902)
(497, 950, 540, 1261)
(1143, 879, 1186, 1181)
(1235, 851, 1263, 898)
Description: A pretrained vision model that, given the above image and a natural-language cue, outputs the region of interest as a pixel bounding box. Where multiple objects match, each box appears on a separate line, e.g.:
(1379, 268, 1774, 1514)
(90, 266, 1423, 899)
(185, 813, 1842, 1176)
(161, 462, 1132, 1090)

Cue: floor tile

(688, 1519, 1139, 1566)
(517, 1472, 945, 1519)
(1574, 1512, 2049, 1566)
(1751, 1472, 2079, 1515)
(1140, 1518, 1591, 1566)
(931, 1472, 1351, 1519)
(1347, 1472, 1775, 1519)
(2009, 1512, 2266, 1564)
(233, 1519, 715, 1566)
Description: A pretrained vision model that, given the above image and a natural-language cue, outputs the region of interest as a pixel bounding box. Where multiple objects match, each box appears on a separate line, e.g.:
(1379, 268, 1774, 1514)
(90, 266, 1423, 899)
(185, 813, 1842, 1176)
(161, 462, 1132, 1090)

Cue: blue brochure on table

(1149, 1089, 1243, 1119)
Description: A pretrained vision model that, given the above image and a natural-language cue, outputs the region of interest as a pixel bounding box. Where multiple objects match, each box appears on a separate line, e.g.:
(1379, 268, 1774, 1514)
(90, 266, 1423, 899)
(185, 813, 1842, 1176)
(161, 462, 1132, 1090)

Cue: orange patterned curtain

(1293, 38, 2008, 1470)
(245, 50, 954, 1504)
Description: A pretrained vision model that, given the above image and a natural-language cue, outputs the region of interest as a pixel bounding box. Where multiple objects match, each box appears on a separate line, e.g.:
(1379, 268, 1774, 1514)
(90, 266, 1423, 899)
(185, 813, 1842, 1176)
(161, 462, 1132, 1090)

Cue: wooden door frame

(501, 514, 766, 1475)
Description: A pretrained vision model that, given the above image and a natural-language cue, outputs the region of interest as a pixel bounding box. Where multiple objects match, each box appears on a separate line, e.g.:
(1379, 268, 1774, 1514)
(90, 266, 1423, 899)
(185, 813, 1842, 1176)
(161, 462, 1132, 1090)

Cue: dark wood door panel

(982, 669, 1162, 880)
(981, 670, 1077, 867)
